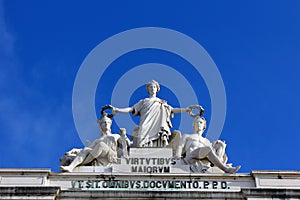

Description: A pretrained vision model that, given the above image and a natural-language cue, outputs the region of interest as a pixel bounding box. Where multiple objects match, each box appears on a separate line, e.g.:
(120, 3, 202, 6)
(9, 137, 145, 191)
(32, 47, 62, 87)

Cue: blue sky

(0, 1, 300, 173)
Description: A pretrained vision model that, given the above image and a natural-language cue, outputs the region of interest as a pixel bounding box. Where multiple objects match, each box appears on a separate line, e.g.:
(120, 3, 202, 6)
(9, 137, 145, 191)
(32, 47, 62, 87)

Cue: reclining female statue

(60, 115, 118, 172)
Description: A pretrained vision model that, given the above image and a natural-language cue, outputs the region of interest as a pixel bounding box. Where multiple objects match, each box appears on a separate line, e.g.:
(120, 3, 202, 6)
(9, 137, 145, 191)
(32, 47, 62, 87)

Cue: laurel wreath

(188, 105, 205, 118)
(100, 105, 115, 118)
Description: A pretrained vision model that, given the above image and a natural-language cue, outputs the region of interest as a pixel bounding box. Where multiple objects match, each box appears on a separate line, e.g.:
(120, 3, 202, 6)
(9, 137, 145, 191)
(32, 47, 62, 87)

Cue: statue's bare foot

(226, 163, 233, 167)
(226, 165, 241, 174)
(60, 165, 72, 172)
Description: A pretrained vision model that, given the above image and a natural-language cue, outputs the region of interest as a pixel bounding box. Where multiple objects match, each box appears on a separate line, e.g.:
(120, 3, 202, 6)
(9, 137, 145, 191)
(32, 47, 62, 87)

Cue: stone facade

(1, 168, 300, 199)
(1, 148, 300, 199)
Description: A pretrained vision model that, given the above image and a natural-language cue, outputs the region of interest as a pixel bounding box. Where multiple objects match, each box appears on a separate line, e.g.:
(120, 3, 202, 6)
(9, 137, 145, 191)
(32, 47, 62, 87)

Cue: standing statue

(111, 80, 199, 147)
(60, 115, 118, 172)
(175, 116, 240, 173)
(117, 128, 131, 158)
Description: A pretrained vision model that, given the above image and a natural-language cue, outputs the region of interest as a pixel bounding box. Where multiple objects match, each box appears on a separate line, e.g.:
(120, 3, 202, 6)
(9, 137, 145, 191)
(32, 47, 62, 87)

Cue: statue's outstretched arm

(172, 107, 191, 114)
(112, 106, 133, 114)
(172, 105, 205, 116)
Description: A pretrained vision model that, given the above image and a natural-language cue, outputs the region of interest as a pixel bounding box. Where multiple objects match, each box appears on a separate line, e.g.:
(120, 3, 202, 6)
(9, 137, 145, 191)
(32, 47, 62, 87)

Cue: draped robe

(132, 97, 173, 147)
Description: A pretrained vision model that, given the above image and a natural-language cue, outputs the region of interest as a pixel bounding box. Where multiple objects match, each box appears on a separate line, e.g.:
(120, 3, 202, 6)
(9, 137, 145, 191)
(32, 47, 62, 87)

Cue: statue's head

(119, 128, 126, 136)
(146, 80, 160, 95)
(192, 116, 206, 133)
(97, 114, 112, 132)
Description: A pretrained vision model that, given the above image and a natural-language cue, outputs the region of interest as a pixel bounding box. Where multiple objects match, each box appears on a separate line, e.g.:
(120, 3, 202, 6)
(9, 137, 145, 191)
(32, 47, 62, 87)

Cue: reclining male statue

(175, 116, 240, 174)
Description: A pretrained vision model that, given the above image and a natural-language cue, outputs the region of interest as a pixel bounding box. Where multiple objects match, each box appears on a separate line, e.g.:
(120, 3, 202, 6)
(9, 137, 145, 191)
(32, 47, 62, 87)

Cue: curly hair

(97, 114, 112, 126)
(192, 116, 206, 131)
(146, 80, 160, 94)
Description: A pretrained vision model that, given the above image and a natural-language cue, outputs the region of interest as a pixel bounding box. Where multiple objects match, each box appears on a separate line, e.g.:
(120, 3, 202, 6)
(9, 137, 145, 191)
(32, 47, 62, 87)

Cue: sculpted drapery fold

(132, 98, 173, 147)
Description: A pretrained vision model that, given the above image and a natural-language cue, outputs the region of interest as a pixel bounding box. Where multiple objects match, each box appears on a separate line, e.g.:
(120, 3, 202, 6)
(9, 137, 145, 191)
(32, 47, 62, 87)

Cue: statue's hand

(188, 105, 205, 117)
(111, 105, 117, 116)
(101, 105, 115, 118)
(186, 107, 192, 113)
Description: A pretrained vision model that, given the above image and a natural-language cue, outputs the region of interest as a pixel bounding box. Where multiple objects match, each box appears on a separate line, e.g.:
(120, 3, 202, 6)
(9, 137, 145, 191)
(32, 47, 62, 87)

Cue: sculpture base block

(72, 166, 112, 173)
(71, 148, 225, 174)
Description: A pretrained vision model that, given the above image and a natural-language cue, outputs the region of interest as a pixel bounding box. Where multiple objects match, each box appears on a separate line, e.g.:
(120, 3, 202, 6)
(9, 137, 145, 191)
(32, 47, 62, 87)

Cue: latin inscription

(124, 157, 176, 173)
(125, 158, 175, 165)
(71, 179, 230, 190)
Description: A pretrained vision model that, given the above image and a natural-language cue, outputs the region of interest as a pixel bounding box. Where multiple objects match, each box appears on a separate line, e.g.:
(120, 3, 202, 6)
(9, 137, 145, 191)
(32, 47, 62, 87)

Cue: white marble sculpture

(111, 80, 196, 147)
(60, 80, 240, 174)
(175, 116, 240, 173)
(117, 128, 131, 158)
(60, 115, 118, 172)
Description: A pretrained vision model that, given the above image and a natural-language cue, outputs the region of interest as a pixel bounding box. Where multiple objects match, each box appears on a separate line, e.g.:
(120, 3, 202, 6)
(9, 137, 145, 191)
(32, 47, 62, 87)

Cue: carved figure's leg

(188, 146, 212, 160)
(188, 147, 240, 173)
(206, 150, 240, 173)
(60, 149, 91, 172)
(88, 142, 110, 163)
